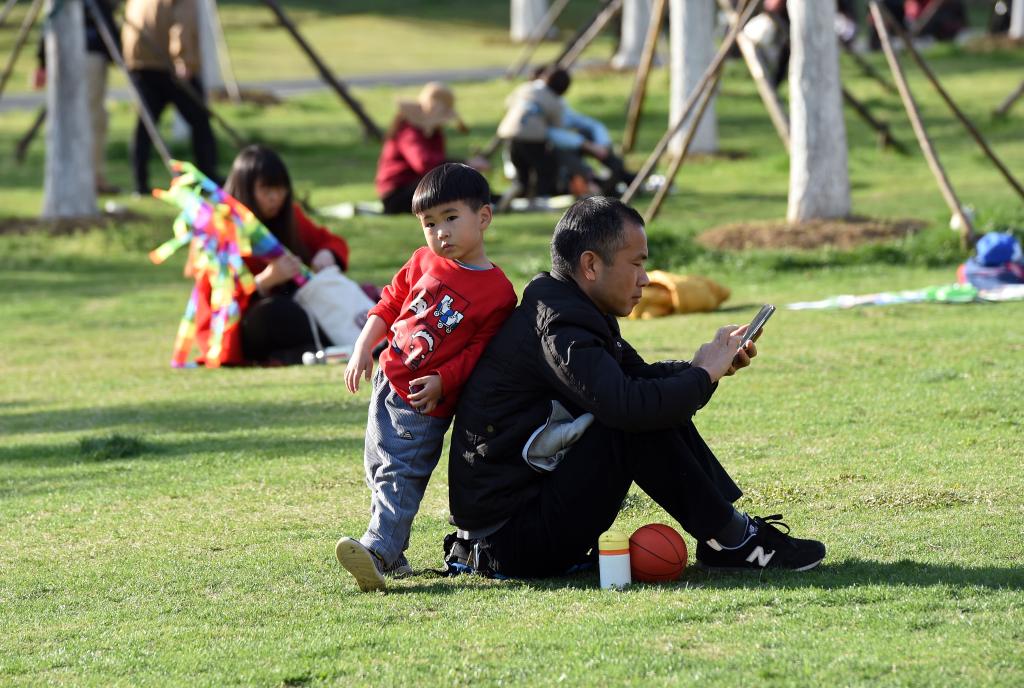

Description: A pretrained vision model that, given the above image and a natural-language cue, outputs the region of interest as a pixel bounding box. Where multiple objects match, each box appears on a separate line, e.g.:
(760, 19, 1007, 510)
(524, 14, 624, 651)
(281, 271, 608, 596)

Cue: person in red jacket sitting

(375, 82, 489, 215)
(193, 144, 351, 365)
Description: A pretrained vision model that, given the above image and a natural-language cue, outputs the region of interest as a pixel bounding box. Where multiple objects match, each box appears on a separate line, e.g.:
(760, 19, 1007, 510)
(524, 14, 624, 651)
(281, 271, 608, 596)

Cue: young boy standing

(337, 163, 517, 592)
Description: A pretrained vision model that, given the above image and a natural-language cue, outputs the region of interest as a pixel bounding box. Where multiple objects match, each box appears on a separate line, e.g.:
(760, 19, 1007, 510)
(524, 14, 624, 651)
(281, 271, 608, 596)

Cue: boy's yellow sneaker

(335, 537, 386, 592)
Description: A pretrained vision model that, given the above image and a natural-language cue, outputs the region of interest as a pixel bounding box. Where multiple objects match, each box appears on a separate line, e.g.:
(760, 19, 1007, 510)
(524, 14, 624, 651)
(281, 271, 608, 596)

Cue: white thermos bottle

(598, 530, 631, 589)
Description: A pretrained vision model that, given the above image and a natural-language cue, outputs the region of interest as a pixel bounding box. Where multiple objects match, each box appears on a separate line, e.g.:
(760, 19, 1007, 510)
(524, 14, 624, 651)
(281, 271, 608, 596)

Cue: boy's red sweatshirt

(369, 246, 517, 418)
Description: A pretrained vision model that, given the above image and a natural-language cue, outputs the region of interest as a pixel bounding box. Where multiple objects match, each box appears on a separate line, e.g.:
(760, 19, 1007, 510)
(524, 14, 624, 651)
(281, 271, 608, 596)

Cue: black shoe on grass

(696, 514, 825, 572)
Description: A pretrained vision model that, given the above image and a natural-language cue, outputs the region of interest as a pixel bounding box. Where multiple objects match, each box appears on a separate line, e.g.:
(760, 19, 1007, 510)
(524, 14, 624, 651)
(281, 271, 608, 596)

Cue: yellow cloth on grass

(628, 270, 731, 319)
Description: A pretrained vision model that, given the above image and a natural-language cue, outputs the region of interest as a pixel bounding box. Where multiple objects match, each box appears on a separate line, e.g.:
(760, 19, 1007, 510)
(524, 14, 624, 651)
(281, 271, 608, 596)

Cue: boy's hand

(345, 348, 375, 393)
(407, 374, 443, 414)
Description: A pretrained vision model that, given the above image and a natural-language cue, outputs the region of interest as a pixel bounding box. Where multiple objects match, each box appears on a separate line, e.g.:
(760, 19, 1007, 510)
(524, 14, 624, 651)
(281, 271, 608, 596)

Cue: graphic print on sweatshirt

(390, 276, 469, 371)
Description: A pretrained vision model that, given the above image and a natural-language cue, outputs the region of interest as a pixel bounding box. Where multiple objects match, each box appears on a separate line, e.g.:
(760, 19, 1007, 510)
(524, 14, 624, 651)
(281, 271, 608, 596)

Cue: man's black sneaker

(696, 514, 825, 572)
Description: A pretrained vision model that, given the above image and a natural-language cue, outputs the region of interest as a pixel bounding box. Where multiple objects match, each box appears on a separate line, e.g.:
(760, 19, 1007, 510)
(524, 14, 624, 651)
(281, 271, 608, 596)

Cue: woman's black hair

(411, 163, 491, 215)
(550, 196, 645, 278)
(223, 144, 309, 263)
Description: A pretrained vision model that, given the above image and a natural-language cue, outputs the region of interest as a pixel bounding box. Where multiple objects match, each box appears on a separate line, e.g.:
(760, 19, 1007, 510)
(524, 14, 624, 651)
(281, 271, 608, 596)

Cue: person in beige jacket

(496, 68, 565, 199)
(122, 0, 217, 194)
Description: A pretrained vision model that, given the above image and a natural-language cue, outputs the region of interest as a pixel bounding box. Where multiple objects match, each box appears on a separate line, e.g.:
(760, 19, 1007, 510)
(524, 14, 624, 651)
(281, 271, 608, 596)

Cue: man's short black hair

(551, 197, 645, 277)
(412, 163, 491, 215)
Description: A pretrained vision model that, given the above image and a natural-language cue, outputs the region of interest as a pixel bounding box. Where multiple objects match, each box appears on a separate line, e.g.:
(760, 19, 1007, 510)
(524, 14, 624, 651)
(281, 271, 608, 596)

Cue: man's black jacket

(448, 272, 716, 530)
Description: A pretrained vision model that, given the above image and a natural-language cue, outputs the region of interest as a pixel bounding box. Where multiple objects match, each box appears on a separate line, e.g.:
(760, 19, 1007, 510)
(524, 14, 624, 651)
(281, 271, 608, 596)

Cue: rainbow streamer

(150, 160, 310, 368)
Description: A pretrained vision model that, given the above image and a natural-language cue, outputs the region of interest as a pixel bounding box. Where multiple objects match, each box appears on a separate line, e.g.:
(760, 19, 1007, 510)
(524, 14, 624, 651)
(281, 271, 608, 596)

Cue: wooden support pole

(869, 1, 975, 248)
(472, 134, 502, 162)
(622, 0, 666, 154)
(554, 0, 613, 66)
(909, 0, 950, 37)
(838, 40, 898, 97)
(621, 0, 759, 205)
(643, 62, 722, 224)
(0, 0, 43, 103)
(879, 4, 1024, 200)
(841, 86, 908, 154)
(84, 0, 173, 172)
(0, 0, 19, 28)
(715, 0, 789, 152)
(993, 80, 1024, 119)
(203, 0, 241, 102)
(14, 104, 46, 163)
(557, 0, 623, 70)
(506, 0, 571, 80)
(262, 0, 382, 141)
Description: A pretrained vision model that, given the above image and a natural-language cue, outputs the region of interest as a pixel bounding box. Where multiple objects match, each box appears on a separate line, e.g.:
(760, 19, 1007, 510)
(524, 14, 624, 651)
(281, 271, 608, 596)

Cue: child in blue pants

(336, 164, 517, 591)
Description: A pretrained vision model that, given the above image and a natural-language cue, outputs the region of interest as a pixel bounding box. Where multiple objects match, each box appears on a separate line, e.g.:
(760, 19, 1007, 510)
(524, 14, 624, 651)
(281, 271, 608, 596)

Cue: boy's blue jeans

(360, 368, 451, 566)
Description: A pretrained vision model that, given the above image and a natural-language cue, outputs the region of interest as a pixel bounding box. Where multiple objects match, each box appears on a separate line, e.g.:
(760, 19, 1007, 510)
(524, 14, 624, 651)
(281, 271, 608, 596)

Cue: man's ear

(478, 203, 493, 231)
(578, 250, 600, 281)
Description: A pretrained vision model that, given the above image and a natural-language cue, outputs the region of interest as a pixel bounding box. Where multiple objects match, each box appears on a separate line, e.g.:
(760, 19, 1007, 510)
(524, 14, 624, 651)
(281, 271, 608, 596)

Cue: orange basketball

(629, 523, 687, 583)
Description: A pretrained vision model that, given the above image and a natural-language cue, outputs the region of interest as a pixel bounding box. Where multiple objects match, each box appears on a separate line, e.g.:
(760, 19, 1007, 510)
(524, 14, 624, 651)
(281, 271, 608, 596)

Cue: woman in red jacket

(375, 82, 489, 214)
(194, 145, 351, 365)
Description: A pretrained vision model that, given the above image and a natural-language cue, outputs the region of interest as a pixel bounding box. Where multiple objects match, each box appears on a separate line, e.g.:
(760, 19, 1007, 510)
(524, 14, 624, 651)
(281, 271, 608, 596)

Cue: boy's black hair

(412, 163, 491, 214)
(550, 197, 645, 278)
(542, 67, 571, 96)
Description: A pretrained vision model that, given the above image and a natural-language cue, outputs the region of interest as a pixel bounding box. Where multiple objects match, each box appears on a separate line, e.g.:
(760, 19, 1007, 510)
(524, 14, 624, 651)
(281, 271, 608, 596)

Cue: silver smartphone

(739, 304, 775, 351)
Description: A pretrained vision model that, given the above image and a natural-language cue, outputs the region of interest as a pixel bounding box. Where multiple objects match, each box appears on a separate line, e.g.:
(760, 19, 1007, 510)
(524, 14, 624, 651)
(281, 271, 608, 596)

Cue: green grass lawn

(2, 9, 1024, 686)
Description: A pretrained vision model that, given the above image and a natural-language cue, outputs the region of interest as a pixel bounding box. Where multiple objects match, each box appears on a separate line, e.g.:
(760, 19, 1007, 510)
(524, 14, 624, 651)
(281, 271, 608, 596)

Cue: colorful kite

(149, 160, 309, 367)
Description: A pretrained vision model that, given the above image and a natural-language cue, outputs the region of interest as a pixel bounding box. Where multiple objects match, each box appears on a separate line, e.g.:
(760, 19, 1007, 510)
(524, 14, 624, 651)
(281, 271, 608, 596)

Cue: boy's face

(417, 200, 492, 267)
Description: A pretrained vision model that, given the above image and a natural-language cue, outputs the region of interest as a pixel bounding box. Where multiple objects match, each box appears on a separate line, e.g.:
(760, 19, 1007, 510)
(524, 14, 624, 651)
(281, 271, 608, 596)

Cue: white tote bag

(293, 265, 375, 350)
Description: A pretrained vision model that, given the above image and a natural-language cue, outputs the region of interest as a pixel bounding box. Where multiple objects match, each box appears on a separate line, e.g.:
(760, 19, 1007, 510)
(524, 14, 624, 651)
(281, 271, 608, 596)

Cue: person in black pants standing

(446, 197, 826, 578)
(121, 0, 217, 195)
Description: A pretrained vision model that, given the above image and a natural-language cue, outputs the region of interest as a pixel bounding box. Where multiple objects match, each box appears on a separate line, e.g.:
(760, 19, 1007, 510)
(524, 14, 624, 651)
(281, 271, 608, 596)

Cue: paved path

(0, 64, 519, 112)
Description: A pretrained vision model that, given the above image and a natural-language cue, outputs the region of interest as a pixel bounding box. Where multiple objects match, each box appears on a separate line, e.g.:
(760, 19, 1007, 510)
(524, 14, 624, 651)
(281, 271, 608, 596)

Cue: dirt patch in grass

(697, 216, 928, 251)
(0, 210, 149, 237)
(961, 34, 1024, 54)
(210, 87, 281, 105)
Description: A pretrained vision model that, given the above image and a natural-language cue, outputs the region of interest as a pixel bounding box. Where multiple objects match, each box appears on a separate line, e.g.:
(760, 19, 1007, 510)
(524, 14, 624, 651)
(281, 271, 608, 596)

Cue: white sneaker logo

(746, 546, 775, 567)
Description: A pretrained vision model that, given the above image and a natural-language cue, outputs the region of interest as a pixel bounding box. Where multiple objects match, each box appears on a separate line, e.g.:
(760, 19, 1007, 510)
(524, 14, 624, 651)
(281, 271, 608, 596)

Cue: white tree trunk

(787, 0, 850, 222)
(612, 0, 654, 70)
(1010, 0, 1024, 40)
(43, 0, 96, 219)
(198, 0, 224, 92)
(511, 0, 548, 42)
(669, 0, 716, 155)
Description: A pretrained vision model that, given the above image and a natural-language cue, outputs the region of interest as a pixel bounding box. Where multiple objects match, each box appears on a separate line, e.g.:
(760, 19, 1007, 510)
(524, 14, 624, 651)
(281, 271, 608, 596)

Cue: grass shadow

(686, 557, 1024, 591)
(389, 557, 1024, 594)
(0, 434, 367, 500)
(1, 399, 369, 459)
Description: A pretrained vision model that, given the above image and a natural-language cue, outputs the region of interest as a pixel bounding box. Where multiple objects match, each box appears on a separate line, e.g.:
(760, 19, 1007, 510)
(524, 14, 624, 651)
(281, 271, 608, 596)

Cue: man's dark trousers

(484, 420, 743, 578)
(130, 69, 218, 193)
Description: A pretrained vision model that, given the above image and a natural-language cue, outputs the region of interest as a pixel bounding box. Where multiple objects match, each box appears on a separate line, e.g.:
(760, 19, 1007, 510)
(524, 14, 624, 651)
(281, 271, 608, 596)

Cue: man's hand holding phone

(724, 304, 774, 377)
(726, 325, 757, 376)
(692, 305, 774, 381)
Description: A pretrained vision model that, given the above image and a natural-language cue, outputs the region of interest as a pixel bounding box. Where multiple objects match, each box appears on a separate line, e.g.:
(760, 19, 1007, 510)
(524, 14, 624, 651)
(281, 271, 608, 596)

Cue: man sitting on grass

(445, 197, 826, 578)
